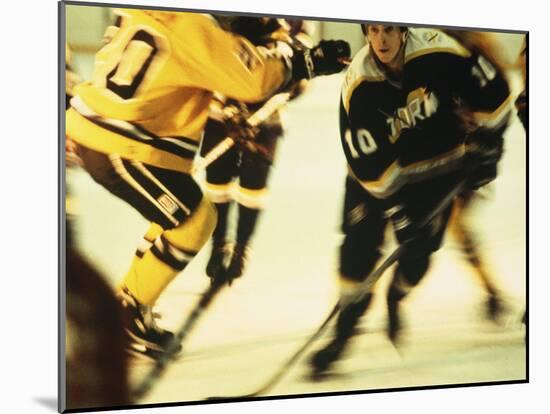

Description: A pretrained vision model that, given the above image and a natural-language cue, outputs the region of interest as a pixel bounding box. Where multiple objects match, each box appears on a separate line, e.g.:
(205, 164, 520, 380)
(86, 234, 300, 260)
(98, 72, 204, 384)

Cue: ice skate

(225, 243, 250, 282)
(310, 295, 372, 379)
(119, 287, 182, 359)
(309, 337, 348, 380)
(206, 241, 228, 281)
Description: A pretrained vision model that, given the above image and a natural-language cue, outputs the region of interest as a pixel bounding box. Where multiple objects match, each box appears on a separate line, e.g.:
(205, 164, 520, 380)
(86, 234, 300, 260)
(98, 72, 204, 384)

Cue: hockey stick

(349, 178, 467, 303)
(133, 93, 294, 399)
(193, 92, 291, 174)
(206, 303, 341, 400)
(131, 280, 226, 401)
(206, 178, 466, 400)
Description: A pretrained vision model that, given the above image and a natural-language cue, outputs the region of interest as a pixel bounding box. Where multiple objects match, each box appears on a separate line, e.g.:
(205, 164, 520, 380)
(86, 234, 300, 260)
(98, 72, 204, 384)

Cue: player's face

(366, 25, 403, 65)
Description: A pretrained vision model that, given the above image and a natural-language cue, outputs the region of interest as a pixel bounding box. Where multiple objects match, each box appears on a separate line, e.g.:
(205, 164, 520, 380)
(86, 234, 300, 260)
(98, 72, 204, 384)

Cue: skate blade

(125, 329, 183, 354)
(306, 368, 344, 382)
(126, 343, 182, 363)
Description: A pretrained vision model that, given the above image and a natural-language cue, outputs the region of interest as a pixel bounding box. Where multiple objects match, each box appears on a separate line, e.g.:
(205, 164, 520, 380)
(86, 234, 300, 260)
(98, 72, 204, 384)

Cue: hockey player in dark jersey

(443, 29, 526, 130)
(67, 9, 350, 360)
(516, 37, 527, 130)
(439, 30, 528, 323)
(516, 36, 527, 325)
(200, 17, 313, 284)
(448, 190, 505, 321)
(309, 24, 512, 377)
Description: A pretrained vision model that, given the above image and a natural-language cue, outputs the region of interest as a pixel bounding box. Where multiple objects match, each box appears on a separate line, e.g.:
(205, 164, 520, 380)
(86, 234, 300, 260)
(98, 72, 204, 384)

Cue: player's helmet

(212, 14, 237, 30)
(214, 15, 282, 42)
(230, 17, 282, 39)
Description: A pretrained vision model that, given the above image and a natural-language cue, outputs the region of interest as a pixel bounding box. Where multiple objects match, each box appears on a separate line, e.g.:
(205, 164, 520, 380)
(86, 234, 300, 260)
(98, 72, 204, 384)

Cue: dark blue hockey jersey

(340, 28, 512, 202)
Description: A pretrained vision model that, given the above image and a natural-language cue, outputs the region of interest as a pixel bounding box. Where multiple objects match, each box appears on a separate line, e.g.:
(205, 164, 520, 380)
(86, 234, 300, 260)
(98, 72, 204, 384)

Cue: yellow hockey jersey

(67, 9, 289, 172)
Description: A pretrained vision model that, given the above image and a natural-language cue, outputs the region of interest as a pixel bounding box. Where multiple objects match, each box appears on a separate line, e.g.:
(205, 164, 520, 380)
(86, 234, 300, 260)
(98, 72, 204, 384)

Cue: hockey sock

(129, 222, 164, 269)
(117, 222, 164, 293)
(212, 202, 230, 245)
(336, 293, 373, 339)
(123, 238, 196, 306)
(451, 195, 499, 297)
(135, 222, 164, 259)
(395, 254, 430, 289)
(459, 225, 498, 296)
(122, 198, 216, 305)
(236, 204, 261, 246)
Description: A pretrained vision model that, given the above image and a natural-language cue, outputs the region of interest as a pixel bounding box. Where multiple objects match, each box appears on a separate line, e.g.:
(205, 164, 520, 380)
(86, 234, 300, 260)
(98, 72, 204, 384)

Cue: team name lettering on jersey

(387, 87, 439, 143)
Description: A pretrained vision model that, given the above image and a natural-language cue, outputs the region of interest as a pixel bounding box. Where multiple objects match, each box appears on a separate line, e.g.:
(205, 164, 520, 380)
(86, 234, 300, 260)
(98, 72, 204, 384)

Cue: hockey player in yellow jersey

(66, 8, 350, 359)
(65, 43, 81, 109)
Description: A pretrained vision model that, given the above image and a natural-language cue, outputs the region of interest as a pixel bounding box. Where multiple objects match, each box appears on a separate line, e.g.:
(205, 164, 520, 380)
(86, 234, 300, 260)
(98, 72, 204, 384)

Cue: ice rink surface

(69, 70, 527, 407)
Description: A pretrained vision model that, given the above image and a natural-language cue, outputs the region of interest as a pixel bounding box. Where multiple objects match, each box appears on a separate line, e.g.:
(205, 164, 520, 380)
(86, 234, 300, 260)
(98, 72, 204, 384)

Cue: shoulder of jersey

(115, 8, 212, 27)
(341, 45, 386, 113)
(404, 28, 471, 64)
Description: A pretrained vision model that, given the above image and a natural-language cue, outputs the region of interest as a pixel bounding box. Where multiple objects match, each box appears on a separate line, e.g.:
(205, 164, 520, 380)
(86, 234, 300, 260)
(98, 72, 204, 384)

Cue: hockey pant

(339, 176, 453, 301)
(200, 117, 282, 208)
(75, 144, 217, 306)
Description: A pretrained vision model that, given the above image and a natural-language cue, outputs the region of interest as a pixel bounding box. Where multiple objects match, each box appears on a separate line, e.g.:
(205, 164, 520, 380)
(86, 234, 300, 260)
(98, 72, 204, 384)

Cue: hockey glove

(223, 108, 274, 163)
(291, 40, 351, 80)
(386, 203, 447, 248)
(386, 204, 416, 244)
(225, 109, 260, 143)
(465, 129, 504, 190)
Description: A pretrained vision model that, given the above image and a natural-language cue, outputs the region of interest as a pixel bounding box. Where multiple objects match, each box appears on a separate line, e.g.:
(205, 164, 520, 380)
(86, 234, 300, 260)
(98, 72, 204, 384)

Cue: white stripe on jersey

(130, 161, 192, 215)
(108, 154, 180, 226)
(71, 95, 199, 152)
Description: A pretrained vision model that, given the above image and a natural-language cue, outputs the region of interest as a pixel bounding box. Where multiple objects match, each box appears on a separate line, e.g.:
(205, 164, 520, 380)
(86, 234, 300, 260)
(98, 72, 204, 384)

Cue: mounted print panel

(60, 1, 527, 412)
